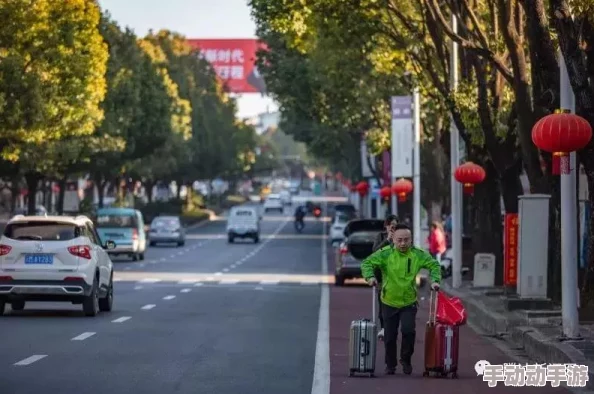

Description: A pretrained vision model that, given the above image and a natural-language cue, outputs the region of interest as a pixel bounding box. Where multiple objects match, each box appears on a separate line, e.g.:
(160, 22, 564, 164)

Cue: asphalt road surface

(0, 195, 332, 394)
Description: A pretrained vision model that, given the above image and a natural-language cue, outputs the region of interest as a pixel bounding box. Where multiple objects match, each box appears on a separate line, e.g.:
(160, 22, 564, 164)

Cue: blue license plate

(24, 254, 53, 265)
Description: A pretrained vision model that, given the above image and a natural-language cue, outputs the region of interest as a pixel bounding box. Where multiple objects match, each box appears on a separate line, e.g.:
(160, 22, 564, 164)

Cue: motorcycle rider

(294, 205, 306, 230)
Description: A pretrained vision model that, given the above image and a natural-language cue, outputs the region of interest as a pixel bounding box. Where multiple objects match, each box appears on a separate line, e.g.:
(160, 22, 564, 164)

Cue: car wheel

(99, 274, 113, 312)
(335, 275, 345, 286)
(132, 254, 138, 261)
(139, 253, 145, 261)
(83, 276, 99, 317)
(149, 241, 156, 247)
(11, 300, 25, 311)
(254, 235, 260, 243)
(228, 235, 234, 243)
(178, 241, 185, 246)
(0, 301, 5, 316)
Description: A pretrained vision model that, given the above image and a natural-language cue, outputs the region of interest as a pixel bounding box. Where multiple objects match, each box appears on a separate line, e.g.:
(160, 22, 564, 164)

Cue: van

(95, 208, 146, 261)
(227, 206, 260, 243)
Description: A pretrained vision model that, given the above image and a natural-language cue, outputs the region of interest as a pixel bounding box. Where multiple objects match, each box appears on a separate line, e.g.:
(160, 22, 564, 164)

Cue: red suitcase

(423, 290, 459, 378)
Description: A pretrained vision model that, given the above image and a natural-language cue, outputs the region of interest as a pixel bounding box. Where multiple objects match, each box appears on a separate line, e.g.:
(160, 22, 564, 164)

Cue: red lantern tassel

(552, 153, 561, 175)
(398, 193, 406, 202)
(463, 183, 474, 195)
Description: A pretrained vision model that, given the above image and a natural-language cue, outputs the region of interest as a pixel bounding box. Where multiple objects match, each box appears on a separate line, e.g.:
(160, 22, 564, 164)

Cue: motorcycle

(294, 218, 305, 232)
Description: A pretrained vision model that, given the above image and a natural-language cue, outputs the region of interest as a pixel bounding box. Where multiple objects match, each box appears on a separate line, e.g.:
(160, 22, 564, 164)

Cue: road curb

(442, 282, 594, 386)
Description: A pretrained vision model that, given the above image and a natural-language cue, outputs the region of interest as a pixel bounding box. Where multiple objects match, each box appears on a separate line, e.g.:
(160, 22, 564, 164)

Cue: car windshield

(96, 215, 138, 228)
(336, 215, 350, 224)
(4, 221, 79, 241)
(152, 218, 179, 227)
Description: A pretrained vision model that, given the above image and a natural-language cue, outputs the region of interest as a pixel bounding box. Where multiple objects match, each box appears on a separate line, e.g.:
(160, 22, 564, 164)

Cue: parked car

(263, 194, 284, 214)
(331, 203, 357, 221)
(95, 207, 146, 261)
(279, 190, 292, 205)
(334, 219, 384, 286)
(329, 213, 350, 245)
(0, 214, 115, 316)
(227, 206, 260, 243)
(148, 216, 185, 247)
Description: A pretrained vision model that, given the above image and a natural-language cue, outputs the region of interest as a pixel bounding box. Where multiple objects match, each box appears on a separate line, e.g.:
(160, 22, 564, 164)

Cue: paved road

(0, 197, 332, 394)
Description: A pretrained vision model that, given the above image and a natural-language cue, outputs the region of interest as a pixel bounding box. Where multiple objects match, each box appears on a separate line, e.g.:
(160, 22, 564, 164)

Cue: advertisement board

(187, 39, 267, 94)
(503, 213, 519, 285)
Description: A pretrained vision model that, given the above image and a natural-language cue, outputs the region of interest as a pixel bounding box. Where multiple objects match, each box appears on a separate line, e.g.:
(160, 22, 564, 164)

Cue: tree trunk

(145, 180, 155, 203)
(9, 175, 19, 215)
(469, 162, 505, 285)
(57, 177, 67, 215)
(25, 173, 41, 216)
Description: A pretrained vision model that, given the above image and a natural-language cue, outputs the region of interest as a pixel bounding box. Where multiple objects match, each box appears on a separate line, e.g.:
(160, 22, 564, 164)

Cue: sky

(98, 0, 278, 119)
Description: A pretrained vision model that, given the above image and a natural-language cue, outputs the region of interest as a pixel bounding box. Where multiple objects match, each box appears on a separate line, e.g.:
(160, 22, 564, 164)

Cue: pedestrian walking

(361, 223, 442, 375)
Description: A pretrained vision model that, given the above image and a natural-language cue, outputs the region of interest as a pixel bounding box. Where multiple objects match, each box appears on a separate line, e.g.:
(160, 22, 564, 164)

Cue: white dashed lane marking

(180, 288, 191, 293)
(194, 282, 204, 287)
(71, 332, 96, 341)
(222, 268, 229, 272)
(14, 355, 47, 366)
(254, 286, 264, 290)
(163, 295, 176, 300)
(112, 316, 131, 323)
(214, 272, 222, 276)
(134, 285, 143, 290)
(219, 279, 239, 284)
(141, 304, 156, 310)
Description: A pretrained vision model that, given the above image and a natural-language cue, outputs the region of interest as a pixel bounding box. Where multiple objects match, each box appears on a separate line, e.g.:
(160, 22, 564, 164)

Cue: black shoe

(385, 366, 396, 375)
(402, 363, 413, 375)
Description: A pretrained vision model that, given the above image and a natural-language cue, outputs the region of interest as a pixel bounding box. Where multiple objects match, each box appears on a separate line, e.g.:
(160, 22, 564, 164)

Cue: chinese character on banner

(503, 213, 518, 286)
(187, 38, 267, 93)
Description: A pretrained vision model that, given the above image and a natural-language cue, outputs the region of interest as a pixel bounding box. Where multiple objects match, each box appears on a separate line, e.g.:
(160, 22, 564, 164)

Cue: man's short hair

(391, 223, 411, 232)
(384, 214, 398, 226)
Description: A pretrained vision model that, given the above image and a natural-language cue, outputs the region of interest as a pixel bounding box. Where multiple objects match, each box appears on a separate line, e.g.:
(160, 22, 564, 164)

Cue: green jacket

(361, 245, 442, 308)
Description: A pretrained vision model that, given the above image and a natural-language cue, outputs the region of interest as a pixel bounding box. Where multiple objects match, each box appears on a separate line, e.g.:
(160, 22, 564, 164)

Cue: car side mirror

(104, 240, 116, 250)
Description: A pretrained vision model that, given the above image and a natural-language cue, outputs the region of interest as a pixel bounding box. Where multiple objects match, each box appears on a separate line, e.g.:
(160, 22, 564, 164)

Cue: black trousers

(381, 302, 418, 369)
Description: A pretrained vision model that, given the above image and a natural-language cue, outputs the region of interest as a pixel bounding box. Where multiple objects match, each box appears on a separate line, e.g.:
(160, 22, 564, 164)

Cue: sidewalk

(441, 279, 594, 389)
(327, 248, 572, 393)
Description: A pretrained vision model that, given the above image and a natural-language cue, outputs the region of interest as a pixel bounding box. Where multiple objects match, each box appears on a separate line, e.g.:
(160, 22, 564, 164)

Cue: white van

(226, 206, 260, 243)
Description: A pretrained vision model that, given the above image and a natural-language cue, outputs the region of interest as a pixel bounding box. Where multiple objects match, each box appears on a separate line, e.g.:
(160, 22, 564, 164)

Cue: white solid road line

(311, 201, 330, 394)
(163, 295, 176, 300)
(180, 288, 192, 293)
(14, 355, 47, 366)
(112, 316, 131, 323)
(140, 278, 161, 283)
(260, 280, 279, 285)
(71, 332, 96, 341)
(141, 304, 156, 310)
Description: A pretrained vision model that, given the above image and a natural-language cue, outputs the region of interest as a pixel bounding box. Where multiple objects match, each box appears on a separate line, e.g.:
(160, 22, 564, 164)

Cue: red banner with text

(503, 213, 519, 286)
(187, 39, 267, 94)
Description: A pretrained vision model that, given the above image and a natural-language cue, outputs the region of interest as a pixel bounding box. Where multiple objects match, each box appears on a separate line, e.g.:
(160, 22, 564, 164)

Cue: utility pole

(413, 87, 421, 246)
(559, 50, 580, 339)
(450, 14, 463, 288)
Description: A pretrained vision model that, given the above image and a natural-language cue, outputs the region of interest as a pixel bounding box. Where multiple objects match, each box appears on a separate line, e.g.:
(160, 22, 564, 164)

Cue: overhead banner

(391, 96, 413, 178)
(187, 38, 267, 94)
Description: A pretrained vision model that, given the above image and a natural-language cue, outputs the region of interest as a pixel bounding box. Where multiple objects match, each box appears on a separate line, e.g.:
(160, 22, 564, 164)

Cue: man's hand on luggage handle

(431, 282, 440, 291)
(367, 277, 377, 287)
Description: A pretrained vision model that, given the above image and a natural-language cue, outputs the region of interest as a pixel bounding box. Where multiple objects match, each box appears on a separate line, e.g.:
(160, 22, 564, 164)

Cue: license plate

(24, 254, 53, 264)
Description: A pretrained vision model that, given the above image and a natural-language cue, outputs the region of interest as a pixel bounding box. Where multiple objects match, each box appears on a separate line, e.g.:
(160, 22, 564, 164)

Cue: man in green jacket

(361, 223, 441, 376)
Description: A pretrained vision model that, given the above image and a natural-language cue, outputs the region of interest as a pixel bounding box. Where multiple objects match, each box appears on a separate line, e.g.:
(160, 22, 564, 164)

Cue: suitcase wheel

(451, 372, 458, 379)
(423, 371, 429, 377)
(369, 373, 374, 378)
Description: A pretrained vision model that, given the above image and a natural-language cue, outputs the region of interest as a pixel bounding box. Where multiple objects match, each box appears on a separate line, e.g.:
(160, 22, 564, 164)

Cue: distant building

(245, 110, 280, 135)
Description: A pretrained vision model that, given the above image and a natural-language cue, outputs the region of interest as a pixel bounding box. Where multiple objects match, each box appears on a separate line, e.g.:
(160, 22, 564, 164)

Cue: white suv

(263, 194, 284, 213)
(0, 215, 116, 317)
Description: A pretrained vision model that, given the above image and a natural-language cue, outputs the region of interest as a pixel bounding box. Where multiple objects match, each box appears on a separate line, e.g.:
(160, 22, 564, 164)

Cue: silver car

(148, 216, 185, 247)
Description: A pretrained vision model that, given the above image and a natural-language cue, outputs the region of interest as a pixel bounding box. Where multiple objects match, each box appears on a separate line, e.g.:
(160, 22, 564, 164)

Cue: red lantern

(379, 186, 392, 201)
(392, 178, 413, 202)
(532, 110, 592, 175)
(454, 162, 486, 195)
(355, 181, 369, 197)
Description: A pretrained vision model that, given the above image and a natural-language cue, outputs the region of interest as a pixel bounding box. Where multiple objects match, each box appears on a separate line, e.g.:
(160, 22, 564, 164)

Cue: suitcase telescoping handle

(372, 284, 377, 324)
(428, 288, 438, 325)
